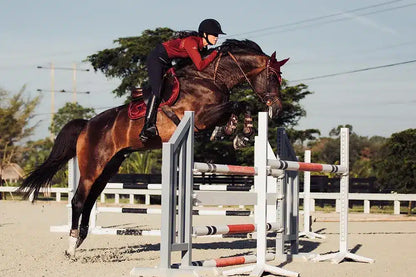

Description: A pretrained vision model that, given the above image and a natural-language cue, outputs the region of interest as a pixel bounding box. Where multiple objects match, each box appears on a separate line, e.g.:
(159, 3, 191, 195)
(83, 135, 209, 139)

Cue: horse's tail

(19, 119, 88, 201)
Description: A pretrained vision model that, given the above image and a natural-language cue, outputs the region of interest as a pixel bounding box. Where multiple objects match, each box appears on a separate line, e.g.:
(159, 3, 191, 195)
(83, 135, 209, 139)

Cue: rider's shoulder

(182, 36, 200, 42)
(182, 36, 202, 48)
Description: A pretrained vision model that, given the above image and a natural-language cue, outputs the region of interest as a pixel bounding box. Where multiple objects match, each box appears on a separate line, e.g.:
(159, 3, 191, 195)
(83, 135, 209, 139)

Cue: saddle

(128, 68, 180, 120)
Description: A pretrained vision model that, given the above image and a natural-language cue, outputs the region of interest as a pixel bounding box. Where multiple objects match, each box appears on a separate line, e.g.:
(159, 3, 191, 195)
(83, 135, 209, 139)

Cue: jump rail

(40, 110, 375, 276)
(131, 112, 299, 277)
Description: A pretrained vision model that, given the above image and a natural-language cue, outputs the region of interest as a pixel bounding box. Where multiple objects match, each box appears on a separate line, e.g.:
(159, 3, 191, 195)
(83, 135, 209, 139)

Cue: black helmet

(198, 19, 226, 36)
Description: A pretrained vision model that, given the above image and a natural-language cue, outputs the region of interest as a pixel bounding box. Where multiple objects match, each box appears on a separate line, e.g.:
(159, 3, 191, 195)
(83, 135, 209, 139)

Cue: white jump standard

(309, 127, 374, 264)
(130, 112, 299, 277)
(299, 150, 326, 239)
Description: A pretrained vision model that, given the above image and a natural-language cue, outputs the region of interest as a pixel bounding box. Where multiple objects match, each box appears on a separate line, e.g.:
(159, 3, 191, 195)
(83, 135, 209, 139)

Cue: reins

(226, 51, 280, 107)
(227, 51, 259, 91)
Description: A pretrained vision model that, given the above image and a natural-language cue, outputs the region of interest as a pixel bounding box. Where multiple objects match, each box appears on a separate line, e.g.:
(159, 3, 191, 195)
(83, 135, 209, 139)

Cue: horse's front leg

(233, 109, 255, 150)
(210, 101, 249, 141)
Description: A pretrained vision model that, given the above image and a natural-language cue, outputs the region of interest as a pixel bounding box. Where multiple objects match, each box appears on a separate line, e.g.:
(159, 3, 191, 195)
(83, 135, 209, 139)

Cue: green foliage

(47, 102, 95, 185)
(19, 138, 67, 187)
(329, 124, 353, 137)
(374, 129, 416, 193)
(119, 150, 162, 174)
(308, 126, 387, 178)
(275, 81, 312, 127)
(0, 86, 40, 168)
(21, 139, 54, 171)
(194, 81, 315, 164)
(86, 28, 175, 97)
(18, 102, 96, 186)
(49, 102, 95, 136)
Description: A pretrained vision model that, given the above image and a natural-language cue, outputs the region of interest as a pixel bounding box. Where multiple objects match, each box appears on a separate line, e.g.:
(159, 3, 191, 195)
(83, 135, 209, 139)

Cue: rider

(139, 18, 226, 142)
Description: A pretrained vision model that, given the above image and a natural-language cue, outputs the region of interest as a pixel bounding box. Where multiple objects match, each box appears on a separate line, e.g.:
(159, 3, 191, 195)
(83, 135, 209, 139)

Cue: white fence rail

(1, 186, 415, 215)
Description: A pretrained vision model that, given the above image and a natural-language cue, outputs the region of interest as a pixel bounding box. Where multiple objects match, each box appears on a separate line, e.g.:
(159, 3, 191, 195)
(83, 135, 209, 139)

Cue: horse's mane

(218, 39, 265, 55)
(174, 39, 265, 72)
(173, 30, 199, 39)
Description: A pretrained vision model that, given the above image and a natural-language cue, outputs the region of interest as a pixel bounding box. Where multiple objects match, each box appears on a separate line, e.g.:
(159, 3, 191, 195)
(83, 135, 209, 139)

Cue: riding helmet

(198, 19, 226, 36)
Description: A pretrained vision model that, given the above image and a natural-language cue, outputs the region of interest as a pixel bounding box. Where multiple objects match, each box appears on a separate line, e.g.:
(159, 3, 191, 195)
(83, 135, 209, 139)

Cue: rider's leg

(140, 45, 168, 142)
(140, 94, 161, 142)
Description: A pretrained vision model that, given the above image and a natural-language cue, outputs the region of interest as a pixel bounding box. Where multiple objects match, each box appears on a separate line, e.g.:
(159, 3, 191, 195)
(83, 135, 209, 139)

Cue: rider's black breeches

(146, 44, 171, 98)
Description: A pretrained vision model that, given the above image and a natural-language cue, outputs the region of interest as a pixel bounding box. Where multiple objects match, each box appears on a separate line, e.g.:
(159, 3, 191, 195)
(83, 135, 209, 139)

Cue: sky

(1, 0, 415, 140)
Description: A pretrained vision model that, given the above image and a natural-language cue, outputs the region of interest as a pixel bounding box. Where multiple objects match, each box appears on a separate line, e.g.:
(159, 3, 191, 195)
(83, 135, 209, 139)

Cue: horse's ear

(270, 51, 276, 60)
(279, 58, 290, 66)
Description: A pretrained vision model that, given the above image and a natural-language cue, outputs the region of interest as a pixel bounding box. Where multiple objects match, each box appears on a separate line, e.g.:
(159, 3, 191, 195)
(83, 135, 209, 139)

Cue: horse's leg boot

(210, 126, 226, 141)
(66, 229, 79, 257)
(224, 113, 238, 135)
(139, 95, 160, 142)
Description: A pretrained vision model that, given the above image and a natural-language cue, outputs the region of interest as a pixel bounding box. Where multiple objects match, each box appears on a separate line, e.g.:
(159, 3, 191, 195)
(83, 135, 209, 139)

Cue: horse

(19, 39, 289, 256)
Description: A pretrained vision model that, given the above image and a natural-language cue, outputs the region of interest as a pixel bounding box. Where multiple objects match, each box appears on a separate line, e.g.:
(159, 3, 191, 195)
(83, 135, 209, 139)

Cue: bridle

(214, 51, 282, 109)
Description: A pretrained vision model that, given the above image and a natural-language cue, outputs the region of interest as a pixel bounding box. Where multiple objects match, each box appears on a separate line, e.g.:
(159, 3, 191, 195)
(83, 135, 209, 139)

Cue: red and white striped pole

(193, 222, 280, 236)
(197, 253, 275, 267)
(268, 159, 347, 174)
(194, 162, 255, 176)
(172, 253, 275, 268)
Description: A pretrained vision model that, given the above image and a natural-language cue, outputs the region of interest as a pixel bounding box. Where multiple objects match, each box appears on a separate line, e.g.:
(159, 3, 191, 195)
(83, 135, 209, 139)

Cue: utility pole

(72, 63, 79, 103)
(37, 63, 90, 139)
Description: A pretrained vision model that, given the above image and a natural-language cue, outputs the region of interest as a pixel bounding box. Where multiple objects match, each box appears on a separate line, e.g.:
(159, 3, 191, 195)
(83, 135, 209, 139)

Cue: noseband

(226, 52, 282, 108)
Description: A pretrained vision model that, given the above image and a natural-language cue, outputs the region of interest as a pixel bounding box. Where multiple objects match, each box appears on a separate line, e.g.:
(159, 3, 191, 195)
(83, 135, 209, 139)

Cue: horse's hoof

(67, 235, 78, 257)
(210, 126, 225, 141)
(76, 237, 85, 249)
(233, 135, 250, 150)
(76, 225, 88, 248)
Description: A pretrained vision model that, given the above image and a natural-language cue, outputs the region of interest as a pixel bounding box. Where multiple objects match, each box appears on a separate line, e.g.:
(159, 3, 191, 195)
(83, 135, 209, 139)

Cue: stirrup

(139, 124, 159, 142)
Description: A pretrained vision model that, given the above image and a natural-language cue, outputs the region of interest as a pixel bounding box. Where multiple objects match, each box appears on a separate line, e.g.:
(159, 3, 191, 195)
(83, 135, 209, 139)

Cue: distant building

(0, 163, 25, 184)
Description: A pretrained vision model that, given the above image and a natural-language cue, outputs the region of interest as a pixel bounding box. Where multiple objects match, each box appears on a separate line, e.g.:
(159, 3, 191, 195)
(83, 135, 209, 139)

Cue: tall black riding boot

(139, 95, 161, 142)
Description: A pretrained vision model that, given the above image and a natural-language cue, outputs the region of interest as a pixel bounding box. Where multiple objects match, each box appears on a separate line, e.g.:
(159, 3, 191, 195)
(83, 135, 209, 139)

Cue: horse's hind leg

(66, 177, 93, 257)
(76, 179, 109, 248)
(67, 150, 128, 256)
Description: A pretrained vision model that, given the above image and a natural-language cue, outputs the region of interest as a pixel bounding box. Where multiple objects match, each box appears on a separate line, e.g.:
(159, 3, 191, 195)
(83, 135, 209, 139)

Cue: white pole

(312, 128, 373, 264)
(299, 151, 325, 239)
(303, 150, 311, 233)
(339, 128, 349, 253)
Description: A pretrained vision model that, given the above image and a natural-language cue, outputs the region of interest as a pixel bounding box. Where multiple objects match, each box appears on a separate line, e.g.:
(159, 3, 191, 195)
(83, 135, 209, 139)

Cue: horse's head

(250, 52, 289, 118)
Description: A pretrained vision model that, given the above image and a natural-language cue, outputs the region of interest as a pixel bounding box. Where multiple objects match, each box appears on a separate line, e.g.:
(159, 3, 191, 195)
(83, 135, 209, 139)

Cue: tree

(18, 103, 96, 187)
(375, 129, 416, 214)
(86, 28, 175, 97)
(375, 129, 416, 193)
(329, 124, 353, 137)
(20, 138, 68, 187)
(50, 102, 95, 136)
(308, 126, 387, 178)
(0, 86, 40, 175)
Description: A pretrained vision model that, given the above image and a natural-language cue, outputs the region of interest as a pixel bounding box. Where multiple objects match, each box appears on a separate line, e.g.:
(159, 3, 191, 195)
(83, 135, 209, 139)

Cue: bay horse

(19, 39, 289, 256)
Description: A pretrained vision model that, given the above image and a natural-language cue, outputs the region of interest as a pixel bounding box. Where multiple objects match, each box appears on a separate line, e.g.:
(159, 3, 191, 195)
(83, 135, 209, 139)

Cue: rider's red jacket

(162, 36, 218, 71)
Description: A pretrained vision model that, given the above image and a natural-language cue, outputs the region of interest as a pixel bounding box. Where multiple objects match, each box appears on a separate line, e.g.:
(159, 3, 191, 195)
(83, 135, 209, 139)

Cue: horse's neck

(216, 54, 263, 90)
(175, 53, 263, 98)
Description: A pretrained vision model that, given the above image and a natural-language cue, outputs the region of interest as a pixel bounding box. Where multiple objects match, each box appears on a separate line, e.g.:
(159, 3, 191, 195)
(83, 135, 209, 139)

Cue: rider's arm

(183, 38, 218, 71)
